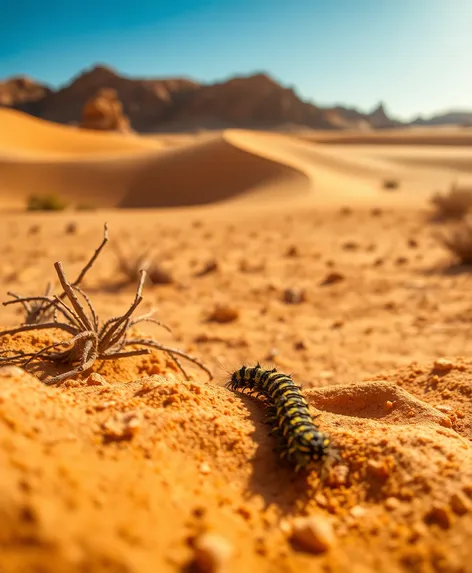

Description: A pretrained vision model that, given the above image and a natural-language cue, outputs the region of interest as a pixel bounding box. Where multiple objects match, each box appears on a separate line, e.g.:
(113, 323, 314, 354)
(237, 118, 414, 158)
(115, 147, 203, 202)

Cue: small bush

(382, 179, 400, 190)
(430, 183, 472, 221)
(438, 218, 472, 265)
(27, 193, 68, 212)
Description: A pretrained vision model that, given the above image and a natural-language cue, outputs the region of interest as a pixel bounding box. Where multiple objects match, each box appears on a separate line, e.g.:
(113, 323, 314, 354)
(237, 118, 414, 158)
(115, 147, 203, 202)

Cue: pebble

(433, 358, 454, 373)
(320, 271, 345, 286)
(290, 515, 335, 554)
(208, 305, 239, 323)
(85, 373, 109, 386)
(450, 492, 471, 515)
(193, 532, 233, 572)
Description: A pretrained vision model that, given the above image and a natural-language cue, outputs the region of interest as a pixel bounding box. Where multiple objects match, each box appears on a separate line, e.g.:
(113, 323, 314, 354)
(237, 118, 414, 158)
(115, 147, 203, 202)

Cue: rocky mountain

(410, 111, 472, 127)
(368, 102, 400, 129)
(0, 76, 52, 110)
(0, 64, 399, 132)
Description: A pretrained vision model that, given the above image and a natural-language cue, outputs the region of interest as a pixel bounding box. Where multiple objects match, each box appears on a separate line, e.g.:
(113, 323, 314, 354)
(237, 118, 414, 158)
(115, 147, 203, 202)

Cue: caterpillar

(227, 364, 331, 472)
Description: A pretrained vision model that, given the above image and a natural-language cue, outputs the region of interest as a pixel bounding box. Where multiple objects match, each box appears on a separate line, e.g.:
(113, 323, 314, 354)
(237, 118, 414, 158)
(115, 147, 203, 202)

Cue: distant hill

(0, 64, 412, 132)
(410, 111, 472, 127)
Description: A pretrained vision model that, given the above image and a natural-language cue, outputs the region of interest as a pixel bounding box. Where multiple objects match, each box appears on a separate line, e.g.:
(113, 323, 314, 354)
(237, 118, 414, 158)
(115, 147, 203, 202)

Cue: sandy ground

(1, 111, 472, 572)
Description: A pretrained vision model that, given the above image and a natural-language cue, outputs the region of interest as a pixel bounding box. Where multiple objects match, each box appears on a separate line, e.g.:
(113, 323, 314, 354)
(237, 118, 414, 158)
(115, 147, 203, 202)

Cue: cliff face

(0, 76, 52, 113)
(0, 65, 399, 131)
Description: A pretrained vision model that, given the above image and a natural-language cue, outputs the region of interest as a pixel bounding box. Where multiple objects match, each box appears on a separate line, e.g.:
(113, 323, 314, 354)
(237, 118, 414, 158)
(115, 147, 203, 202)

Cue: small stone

(433, 358, 454, 373)
(350, 506, 367, 519)
(425, 504, 452, 529)
(65, 221, 78, 235)
(320, 272, 345, 286)
(450, 492, 471, 515)
(385, 400, 394, 410)
(102, 411, 141, 441)
(367, 459, 390, 481)
(385, 497, 401, 511)
(282, 288, 306, 304)
(435, 404, 453, 413)
(341, 241, 359, 251)
(294, 340, 307, 351)
(193, 532, 233, 572)
(85, 373, 109, 386)
(408, 238, 418, 248)
(199, 462, 211, 475)
(147, 264, 174, 285)
(290, 515, 335, 554)
(395, 256, 408, 266)
(208, 305, 239, 323)
(285, 245, 299, 257)
(196, 259, 219, 277)
(0, 366, 27, 378)
(327, 464, 349, 487)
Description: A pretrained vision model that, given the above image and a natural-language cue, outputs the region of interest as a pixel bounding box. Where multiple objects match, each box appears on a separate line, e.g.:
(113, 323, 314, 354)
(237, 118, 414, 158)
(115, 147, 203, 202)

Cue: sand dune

(1, 109, 472, 210)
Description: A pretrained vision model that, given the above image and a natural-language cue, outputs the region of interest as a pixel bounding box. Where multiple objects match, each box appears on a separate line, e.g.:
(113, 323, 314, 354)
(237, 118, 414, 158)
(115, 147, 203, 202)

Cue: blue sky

(1, 0, 471, 120)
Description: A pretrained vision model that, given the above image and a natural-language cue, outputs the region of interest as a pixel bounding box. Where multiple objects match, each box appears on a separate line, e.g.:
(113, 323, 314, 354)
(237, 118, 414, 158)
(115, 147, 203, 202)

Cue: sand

(1, 110, 472, 573)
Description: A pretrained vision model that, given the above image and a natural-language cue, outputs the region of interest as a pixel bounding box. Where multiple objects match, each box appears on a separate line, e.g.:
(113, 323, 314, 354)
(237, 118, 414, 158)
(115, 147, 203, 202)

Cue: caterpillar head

(289, 431, 332, 472)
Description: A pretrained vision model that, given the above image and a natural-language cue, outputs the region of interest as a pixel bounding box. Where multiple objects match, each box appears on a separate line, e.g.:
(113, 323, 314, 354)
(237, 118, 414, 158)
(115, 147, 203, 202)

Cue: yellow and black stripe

(227, 364, 331, 472)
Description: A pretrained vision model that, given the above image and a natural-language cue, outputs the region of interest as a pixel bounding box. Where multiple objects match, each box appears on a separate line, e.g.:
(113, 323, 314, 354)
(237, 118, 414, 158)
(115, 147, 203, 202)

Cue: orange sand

(1, 110, 472, 572)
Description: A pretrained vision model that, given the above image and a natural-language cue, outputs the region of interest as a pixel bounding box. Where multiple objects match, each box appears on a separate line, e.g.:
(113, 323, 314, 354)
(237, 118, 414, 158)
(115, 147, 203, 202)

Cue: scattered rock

(367, 459, 390, 481)
(290, 515, 335, 554)
(193, 532, 233, 572)
(102, 411, 141, 441)
(85, 373, 109, 386)
(147, 264, 174, 285)
(294, 340, 307, 351)
(282, 287, 306, 304)
(320, 272, 345, 286)
(0, 365, 27, 378)
(342, 241, 359, 251)
(208, 304, 239, 323)
(195, 259, 219, 277)
(408, 238, 418, 248)
(65, 221, 78, 235)
(424, 504, 452, 529)
(395, 256, 408, 266)
(285, 245, 299, 257)
(433, 358, 454, 373)
(450, 492, 471, 515)
(199, 462, 211, 475)
(385, 497, 401, 511)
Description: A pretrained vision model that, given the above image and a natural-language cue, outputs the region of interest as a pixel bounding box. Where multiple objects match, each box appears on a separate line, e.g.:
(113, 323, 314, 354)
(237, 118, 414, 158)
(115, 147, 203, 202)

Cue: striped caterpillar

(227, 364, 331, 472)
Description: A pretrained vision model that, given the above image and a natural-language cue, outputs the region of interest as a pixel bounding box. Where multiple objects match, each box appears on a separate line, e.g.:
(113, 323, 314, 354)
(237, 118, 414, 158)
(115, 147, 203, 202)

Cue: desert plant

(27, 193, 68, 212)
(382, 179, 399, 190)
(113, 242, 174, 285)
(430, 182, 472, 221)
(0, 227, 211, 383)
(437, 217, 472, 265)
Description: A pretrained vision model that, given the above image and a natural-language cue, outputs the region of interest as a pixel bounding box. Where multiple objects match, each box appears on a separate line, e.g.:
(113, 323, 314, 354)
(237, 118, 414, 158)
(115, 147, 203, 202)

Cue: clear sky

(1, 0, 471, 120)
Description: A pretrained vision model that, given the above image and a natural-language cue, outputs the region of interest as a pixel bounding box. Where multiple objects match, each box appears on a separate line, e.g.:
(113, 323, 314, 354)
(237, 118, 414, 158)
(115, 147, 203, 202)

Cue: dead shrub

(430, 182, 472, 222)
(438, 217, 472, 265)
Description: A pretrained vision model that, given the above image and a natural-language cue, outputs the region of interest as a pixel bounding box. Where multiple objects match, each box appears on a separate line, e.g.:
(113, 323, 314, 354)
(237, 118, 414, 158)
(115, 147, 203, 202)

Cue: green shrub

(27, 193, 68, 212)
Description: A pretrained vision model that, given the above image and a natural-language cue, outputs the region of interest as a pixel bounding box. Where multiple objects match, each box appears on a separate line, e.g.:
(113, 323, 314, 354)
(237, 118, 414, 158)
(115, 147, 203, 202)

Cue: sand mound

(119, 132, 309, 208)
(0, 346, 471, 572)
(0, 109, 157, 157)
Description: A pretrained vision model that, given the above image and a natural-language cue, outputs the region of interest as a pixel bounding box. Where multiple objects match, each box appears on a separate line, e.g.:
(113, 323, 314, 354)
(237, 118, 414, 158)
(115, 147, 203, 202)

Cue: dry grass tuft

(113, 242, 174, 286)
(430, 182, 472, 222)
(437, 217, 472, 265)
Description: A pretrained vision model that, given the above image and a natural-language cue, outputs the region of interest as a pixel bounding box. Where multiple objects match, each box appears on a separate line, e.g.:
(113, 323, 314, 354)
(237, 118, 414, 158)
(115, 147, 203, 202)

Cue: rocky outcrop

(0, 65, 404, 132)
(80, 87, 131, 132)
(368, 102, 398, 129)
(0, 76, 51, 110)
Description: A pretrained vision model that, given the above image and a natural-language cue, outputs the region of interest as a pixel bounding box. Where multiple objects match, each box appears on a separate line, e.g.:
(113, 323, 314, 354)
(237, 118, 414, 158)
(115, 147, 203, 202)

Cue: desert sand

(1, 110, 472, 573)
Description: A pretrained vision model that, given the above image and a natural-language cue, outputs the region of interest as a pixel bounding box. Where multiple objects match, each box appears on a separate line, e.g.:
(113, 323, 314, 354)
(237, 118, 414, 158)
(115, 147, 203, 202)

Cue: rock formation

(80, 87, 131, 132)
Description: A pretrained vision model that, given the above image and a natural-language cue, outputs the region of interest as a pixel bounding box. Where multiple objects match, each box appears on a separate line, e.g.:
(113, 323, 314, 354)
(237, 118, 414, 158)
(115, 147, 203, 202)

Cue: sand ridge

(2, 109, 472, 211)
